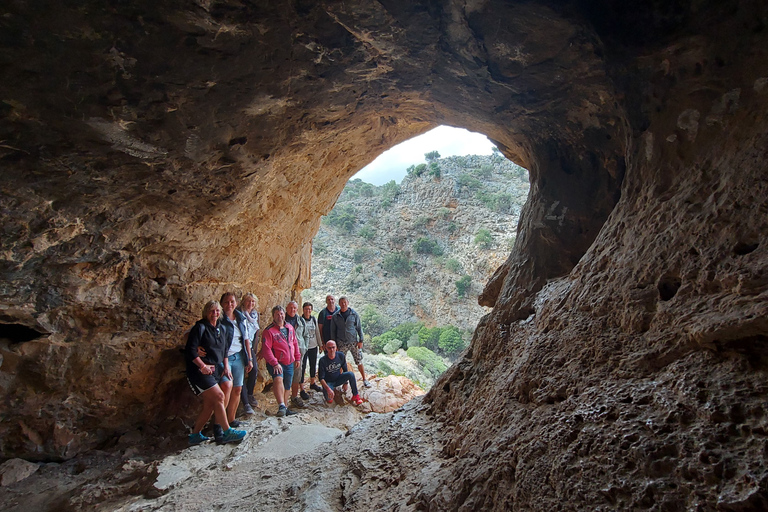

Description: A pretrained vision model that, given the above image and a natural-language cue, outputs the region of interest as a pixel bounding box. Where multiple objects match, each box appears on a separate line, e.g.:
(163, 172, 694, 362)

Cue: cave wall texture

(1, 0, 767, 508)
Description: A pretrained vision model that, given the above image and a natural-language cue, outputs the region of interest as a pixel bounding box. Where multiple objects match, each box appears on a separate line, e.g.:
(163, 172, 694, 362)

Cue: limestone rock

(0, 459, 39, 486)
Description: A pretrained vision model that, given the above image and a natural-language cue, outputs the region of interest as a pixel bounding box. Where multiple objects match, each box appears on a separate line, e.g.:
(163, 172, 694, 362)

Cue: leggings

(301, 346, 318, 383)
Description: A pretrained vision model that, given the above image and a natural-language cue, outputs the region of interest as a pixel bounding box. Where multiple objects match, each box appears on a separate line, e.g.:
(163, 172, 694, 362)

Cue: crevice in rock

(733, 241, 759, 256)
(657, 274, 681, 301)
(0, 323, 46, 343)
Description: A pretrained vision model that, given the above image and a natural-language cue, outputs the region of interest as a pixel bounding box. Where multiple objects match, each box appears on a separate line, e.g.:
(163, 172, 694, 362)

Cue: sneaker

(310, 383, 323, 392)
(291, 396, 307, 409)
(243, 402, 255, 415)
(300, 390, 310, 400)
(188, 432, 210, 445)
(213, 424, 224, 444)
(248, 395, 259, 407)
(276, 405, 287, 417)
(363, 379, 372, 388)
(229, 420, 241, 428)
(351, 394, 364, 406)
(220, 427, 246, 444)
(285, 408, 299, 416)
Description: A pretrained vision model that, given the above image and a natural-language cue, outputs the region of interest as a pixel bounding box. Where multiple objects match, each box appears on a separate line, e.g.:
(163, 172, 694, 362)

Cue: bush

(353, 247, 371, 263)
(438, 327, 466, 355)
(414, 237, 444, 256)
(323, 203, 357, 231)
(447, 221, 458, 233)
(406, 346, 448, 378)
(456, 174, 483, 191)
(358, 225, 375, 240)
(410, 163, 427, 177)
(424, 150, 441, 162)
(382, 252, 413, 276)
(445, 258, 462, 273)
(417, 326, 442, 352)
(474, 228, 493, 249)
(428, 161, 441, 178)
(383, 338, 402, 355)
(456, 275, 472, 297)
(361, 304, 391, 338)
(437, 207, 452, 219)
(380, 180, 400, 206)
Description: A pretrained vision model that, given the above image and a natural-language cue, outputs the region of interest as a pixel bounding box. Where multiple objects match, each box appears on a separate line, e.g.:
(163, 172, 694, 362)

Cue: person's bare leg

(358, 363, 367, 382)
(195, 385, 230, 433)
(291, 381, 300, 399)
(273, 376, 285, 404)
(227, 385, 242, 423)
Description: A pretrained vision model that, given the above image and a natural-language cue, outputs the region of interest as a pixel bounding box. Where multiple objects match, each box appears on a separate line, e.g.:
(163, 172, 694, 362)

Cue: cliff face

(308, 154, 529, 333)
(0, 0, 767, 508)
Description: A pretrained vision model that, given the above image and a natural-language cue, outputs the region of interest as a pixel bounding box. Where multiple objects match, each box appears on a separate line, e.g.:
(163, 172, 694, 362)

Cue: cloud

(352, 126, 496, 185)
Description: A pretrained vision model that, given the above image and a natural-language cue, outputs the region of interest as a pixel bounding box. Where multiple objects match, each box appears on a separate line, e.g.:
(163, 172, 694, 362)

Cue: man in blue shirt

(318, 341, 363, 406)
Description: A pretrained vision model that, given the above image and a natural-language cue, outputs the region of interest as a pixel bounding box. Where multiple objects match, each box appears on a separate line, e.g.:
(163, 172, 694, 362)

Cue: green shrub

(447, 221, 458, 233)
(414, 237, 444, 256)
(353, 247, 371, 263)
(323, 203, 357, 231)
(414, 215, 432, 229)
(361, 304, 391, 338)
(413, 163, 428, 177)
(358, 225, 375, 240)
(417, 326, 442, 352)
(438, 327, 466, 355)
(378, 360, 395, 375)
(428, 161, 441, 178)
(437, 207, 452, 220)
(456, 275, 472, 297)
(474, 228, 493, 249)
(382, 252, 413, 276)
(383, 338, 402, 354)
(457, 174, 483, 190)
(445, 258, 462, 273)
(380, 180, 400, 205)
(424, 151, 441, 162)
(406, 346, 448, 377)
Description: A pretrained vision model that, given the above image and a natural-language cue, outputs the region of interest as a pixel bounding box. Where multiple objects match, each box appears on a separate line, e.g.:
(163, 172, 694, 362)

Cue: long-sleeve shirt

(185, 319, 230, 368)
(330, 307, 363, 346)
(260, 323, 301, 367)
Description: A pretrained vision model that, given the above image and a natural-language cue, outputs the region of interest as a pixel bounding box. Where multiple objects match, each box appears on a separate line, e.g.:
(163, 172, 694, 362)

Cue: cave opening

(304, 126, 530, 390)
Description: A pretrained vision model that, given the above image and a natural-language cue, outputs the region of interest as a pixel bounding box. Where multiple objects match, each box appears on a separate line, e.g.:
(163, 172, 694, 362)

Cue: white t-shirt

(228, 322, 243, 356)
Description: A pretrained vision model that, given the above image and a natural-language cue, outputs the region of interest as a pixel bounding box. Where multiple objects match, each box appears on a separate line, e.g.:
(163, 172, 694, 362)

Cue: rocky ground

(0, 373, 424, 511)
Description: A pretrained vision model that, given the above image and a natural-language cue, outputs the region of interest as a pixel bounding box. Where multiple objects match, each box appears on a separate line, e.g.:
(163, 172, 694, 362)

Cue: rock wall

(0, 0, 766, 507)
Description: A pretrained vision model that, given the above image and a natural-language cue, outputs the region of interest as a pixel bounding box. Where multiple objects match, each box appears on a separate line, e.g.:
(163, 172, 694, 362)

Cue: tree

(474, 228, 493, 249)
(438, 326, 466, 355)
(456, 275, 472, 297)
(382, 252, 413, 276)
(361, 304, 391, 338)
(414, 237, 444, 256)
(428, 161, 441, 178)
(424, 150, 441, 162)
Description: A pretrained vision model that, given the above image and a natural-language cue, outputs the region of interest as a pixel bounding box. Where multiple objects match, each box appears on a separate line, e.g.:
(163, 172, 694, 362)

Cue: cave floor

(0, 392, 434, 511)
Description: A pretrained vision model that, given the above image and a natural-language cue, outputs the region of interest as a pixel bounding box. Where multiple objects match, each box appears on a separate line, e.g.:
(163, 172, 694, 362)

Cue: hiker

(300, 301, 324, 394)
(316, 294, 339, 349)
(317, 340, 363, 406)
(238, 292, 260, 413)
(285, 301, 309, 409)
(218, 292, 252, 435)
(261, 305, 301, 417)
(184, 300, 247, 445)
(329, 296, 371, 388)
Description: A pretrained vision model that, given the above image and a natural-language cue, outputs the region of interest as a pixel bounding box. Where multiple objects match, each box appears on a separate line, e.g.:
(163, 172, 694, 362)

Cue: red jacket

(261, 323, 301, 366)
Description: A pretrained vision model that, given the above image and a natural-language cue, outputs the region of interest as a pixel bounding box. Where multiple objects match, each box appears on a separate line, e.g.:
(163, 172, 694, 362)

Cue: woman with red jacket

(260, 304, 302, 417)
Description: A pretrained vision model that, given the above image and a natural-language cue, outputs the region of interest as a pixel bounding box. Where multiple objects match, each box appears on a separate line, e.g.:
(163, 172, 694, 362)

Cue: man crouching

(318, 340, 364, 406)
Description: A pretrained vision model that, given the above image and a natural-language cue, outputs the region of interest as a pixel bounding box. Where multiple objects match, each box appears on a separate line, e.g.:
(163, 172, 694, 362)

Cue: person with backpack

(184, 300, 247, 445)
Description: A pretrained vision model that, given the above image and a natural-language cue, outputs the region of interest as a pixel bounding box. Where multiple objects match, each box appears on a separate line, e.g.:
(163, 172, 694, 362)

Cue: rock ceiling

(0, 0, 767, 508)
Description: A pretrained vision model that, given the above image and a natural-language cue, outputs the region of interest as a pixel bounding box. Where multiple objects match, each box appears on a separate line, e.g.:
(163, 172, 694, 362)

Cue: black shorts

(186, 363, 225, 396)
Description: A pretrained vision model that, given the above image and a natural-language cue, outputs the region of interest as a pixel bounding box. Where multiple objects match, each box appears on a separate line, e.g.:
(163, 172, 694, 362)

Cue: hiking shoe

(188, 432, 210, 445)
(276, 405, 287, 417)
(310, 383, 323, 393)
(300, 389, 310, 400)
(285, 408, 299, 416)
(229, 420, 241, 428)
(220, 427, 246, 444)
(291, 396, 307, 409)
(351, 394, 364, 406)
(248, 395, 259, 407)
(213, 424, 224, 444)
(363, 379, 372, 388)
(243, 402, 255, 415)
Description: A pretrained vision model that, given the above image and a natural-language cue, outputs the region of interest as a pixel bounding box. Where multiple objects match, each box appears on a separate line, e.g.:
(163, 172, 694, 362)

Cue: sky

(352, 125, 497, 185)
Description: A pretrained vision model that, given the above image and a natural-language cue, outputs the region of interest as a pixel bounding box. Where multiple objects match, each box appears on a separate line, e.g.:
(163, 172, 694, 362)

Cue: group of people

(183, 293, 371, 446)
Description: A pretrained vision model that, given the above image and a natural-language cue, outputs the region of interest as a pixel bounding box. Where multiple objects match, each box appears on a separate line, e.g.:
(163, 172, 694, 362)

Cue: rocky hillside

(305, 153, 529, 335)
